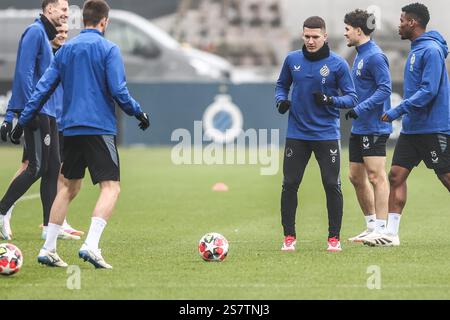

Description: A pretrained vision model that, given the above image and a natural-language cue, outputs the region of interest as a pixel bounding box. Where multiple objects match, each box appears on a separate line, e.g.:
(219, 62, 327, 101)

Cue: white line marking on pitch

(17, 193, 40, 202)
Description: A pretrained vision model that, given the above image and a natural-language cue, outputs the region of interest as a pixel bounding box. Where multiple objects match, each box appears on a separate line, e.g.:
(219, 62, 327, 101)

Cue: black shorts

(58, 131, 64, 162)
(21, 114, 60, 165)
(349, 134, 389, 163)
(61, 135, 120, 185)
(392, 133, 450, 175)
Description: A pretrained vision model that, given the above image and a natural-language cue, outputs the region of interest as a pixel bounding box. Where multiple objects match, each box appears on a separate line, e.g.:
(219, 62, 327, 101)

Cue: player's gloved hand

(313, 92, 334, 106)
(1, 121, 12, 142)
(276, 100, 291, 114)
(136, 112, 150, 131)
(345, 109, 358, 120)
(381, 107, 402, 122)
(9, 123, 23, 145)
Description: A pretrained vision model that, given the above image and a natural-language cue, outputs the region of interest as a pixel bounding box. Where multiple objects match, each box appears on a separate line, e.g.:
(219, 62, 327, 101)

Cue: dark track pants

(281, 138, 343, 239)
(0, 115, 60, 226)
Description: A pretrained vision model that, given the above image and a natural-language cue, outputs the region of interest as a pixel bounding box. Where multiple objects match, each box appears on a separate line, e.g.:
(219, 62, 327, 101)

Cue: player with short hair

(2, 23, 83, 241)
(275, 16, 358, 252)
(0, 0, 69, 240)
(44, 22, 84, 239)
(343, 9, 393, 245)
(11, 0, 150, 268)
(372, 3, 450, 246)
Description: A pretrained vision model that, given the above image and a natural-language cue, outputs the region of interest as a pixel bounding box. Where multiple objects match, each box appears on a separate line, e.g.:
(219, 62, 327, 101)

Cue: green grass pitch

(0, 146, 449, 299)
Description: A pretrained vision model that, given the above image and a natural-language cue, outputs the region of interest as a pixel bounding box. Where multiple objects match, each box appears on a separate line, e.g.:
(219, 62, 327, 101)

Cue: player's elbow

(420, 85, 439, 104)
(379, 84, 392, 97)
(109, 87, 121, 99)
(275, 86, 289, 98)
(108, 80, 127, 97)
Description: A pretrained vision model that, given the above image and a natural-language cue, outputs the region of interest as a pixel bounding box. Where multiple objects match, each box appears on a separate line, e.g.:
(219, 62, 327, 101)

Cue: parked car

(0, 9, 233, 83)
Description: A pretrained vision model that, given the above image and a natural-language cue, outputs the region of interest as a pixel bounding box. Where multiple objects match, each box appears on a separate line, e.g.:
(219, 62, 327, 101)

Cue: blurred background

(1, 0, 449, 146)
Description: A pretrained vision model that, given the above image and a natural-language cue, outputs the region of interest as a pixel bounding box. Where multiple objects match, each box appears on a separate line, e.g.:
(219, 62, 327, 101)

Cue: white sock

(84, 217, 107, 250)
(43, 226, 48, 233)
(43, 223, 61, 252)
(375, 219, 387, 234)
(387, 213, 402, 236)
(5, 204, 14, 220)
(365, 214, 376, 231)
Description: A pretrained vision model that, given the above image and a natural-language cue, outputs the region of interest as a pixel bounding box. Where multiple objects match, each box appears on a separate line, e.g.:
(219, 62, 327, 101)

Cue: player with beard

(371, 3, 450, 246)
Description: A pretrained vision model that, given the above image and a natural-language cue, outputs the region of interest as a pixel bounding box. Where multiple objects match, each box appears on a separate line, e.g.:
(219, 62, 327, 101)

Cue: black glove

(276, 100, 291, 114)
(313, 92, 334, 106)
(136, 112, 150, 131)
(345, 109, 358, 120)
(9, 123, 23, 145)
(1, 121, 12, 142)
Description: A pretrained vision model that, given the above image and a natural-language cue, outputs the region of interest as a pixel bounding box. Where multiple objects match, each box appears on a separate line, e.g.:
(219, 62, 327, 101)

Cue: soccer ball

(0, 243, 23, 276)
(198, 232, 229, 262)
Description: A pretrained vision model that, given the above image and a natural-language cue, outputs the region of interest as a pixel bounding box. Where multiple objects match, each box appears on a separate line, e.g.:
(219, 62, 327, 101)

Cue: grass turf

(0, 146, 449, 299)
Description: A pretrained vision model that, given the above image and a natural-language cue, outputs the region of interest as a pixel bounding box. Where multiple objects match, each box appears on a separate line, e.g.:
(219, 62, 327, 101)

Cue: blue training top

(19, 29, 143, 136)
(6, 18, 56, 122)
(350, 40, 392, 135)
(275, 48, 358, 140)
(389, 31, 450, 135)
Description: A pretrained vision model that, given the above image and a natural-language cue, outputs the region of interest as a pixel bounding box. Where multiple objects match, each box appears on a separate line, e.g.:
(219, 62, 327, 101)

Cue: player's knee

(113, 184, 121, 196)
(61, 180, 81, 200)
(348, 172, 364, 187)
(24, 163, 42, 180)
(367, 171, 386, 186)
(388, 169, 404, 187)
(322, 179, 341, 192)
(69, 183, 81, 200)
(282, 177, 301, 192)
(102, 181, 121, 197)
(110, 184, 121, 201)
